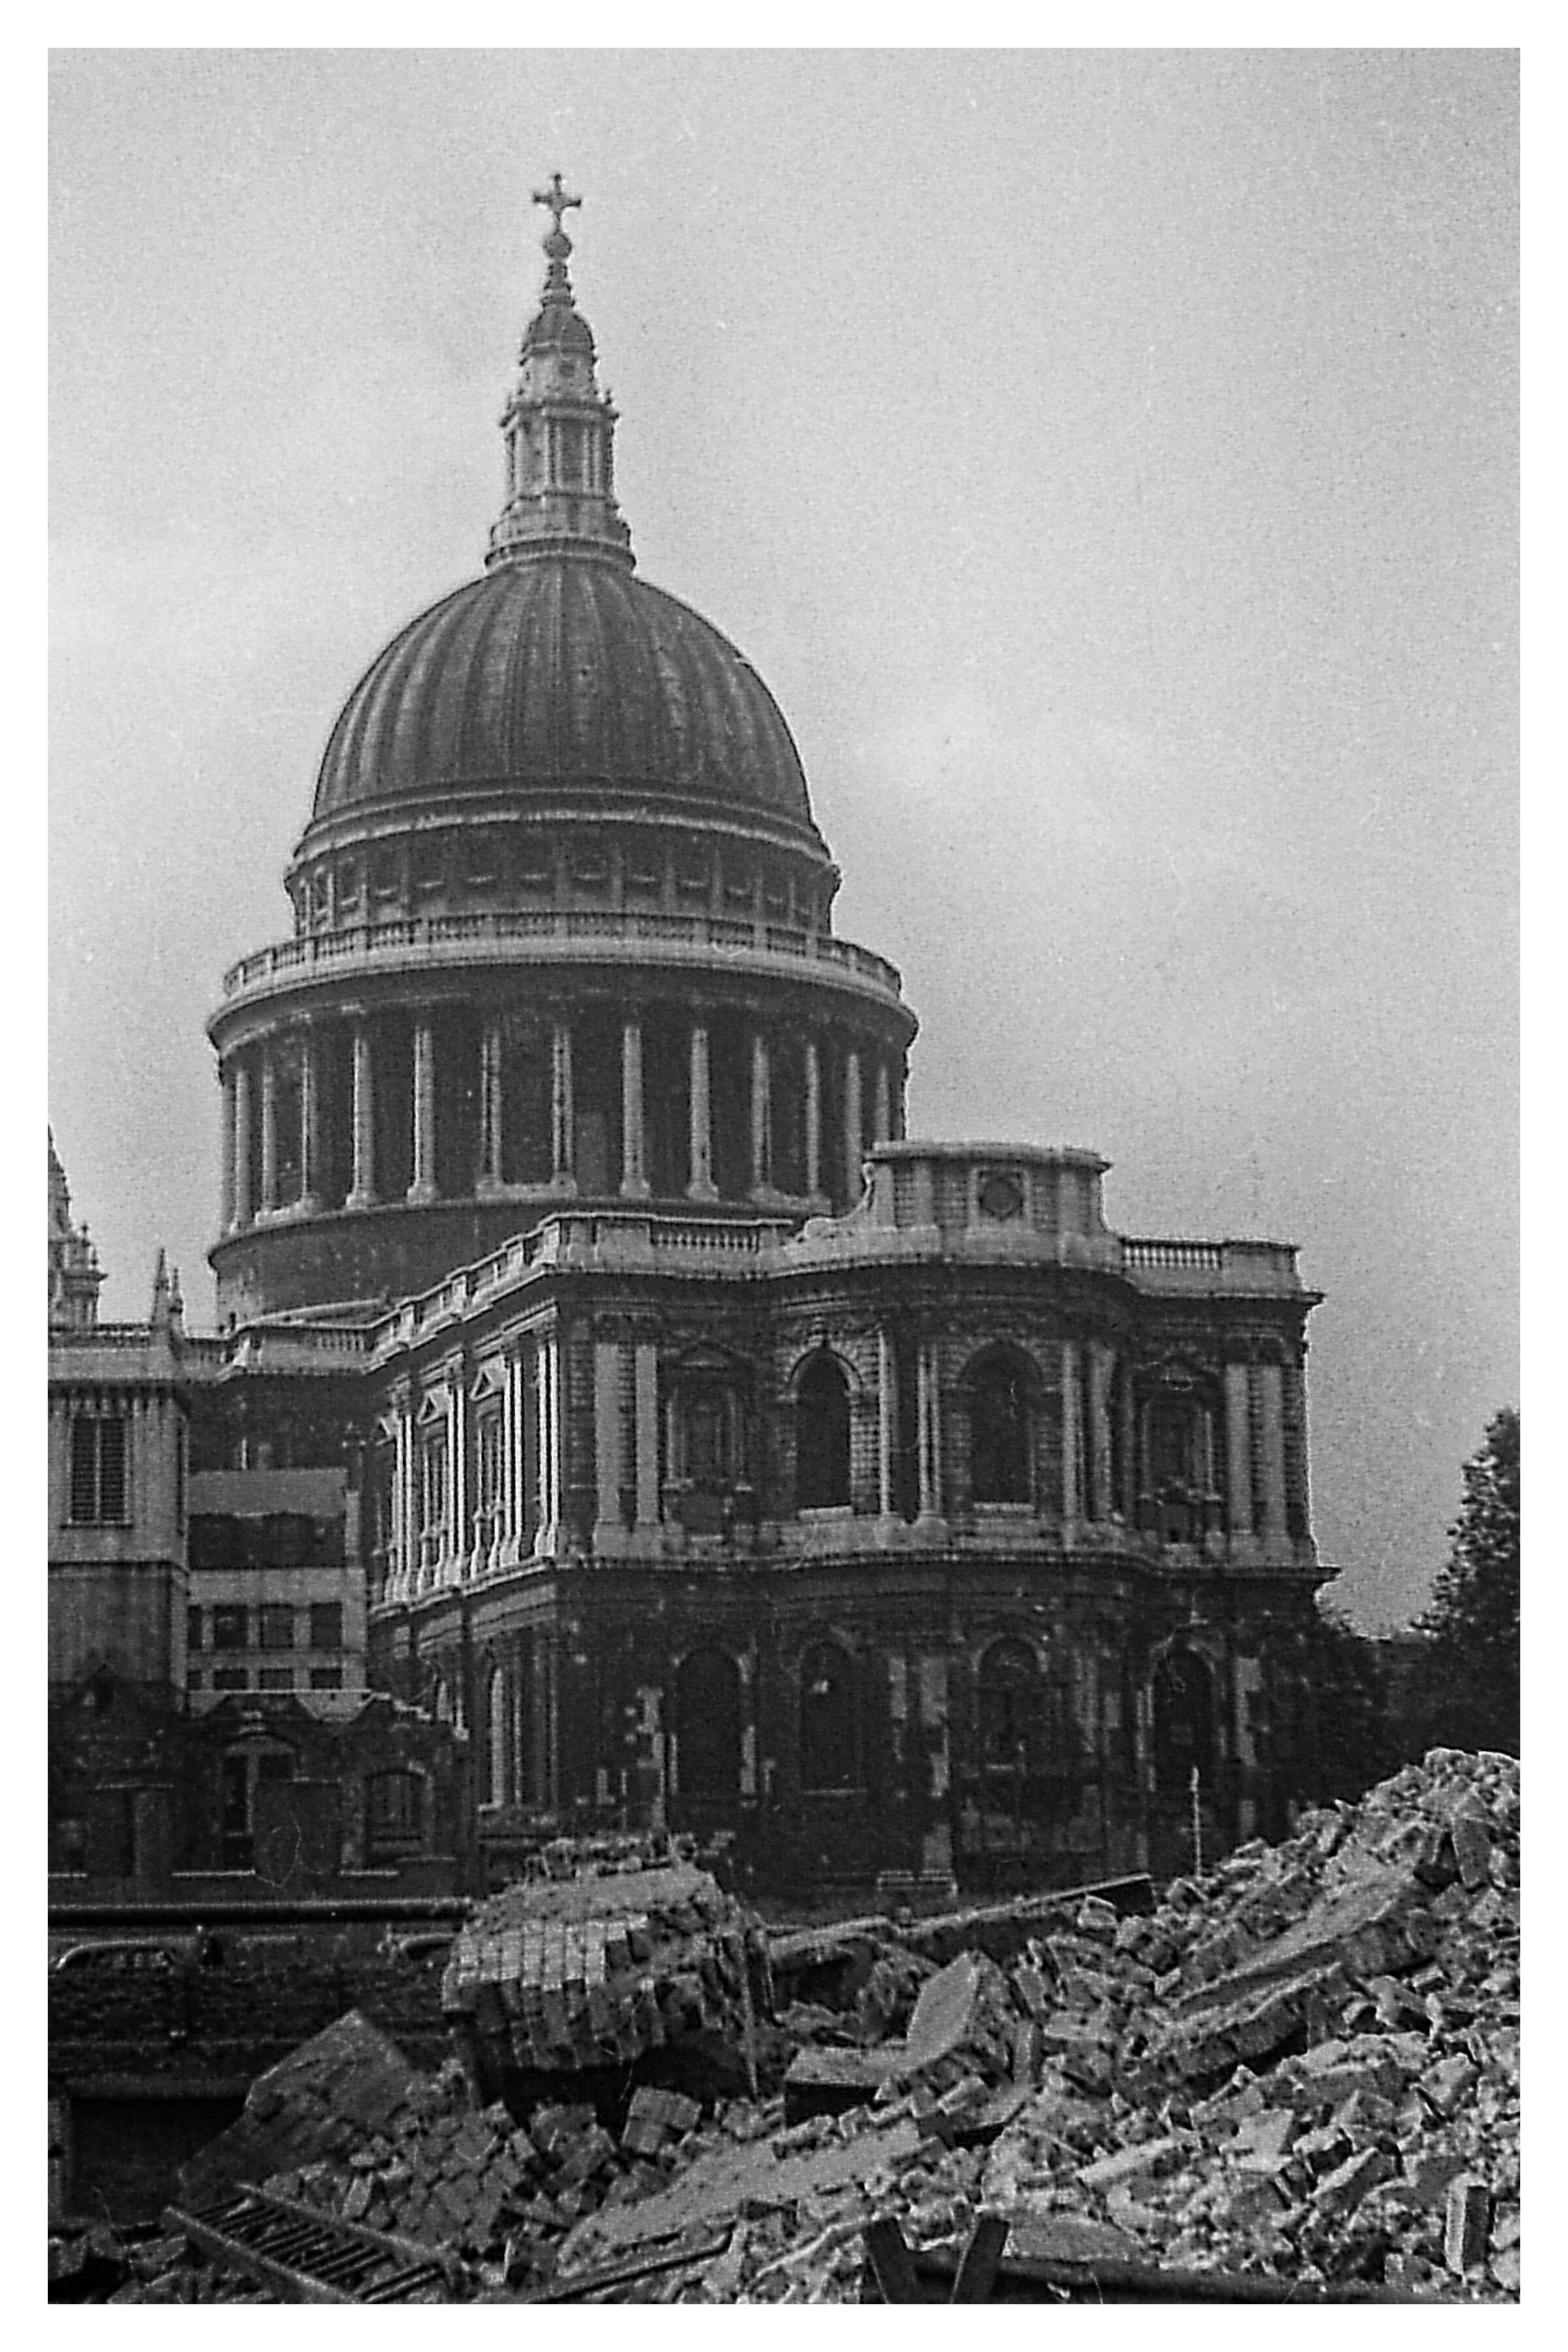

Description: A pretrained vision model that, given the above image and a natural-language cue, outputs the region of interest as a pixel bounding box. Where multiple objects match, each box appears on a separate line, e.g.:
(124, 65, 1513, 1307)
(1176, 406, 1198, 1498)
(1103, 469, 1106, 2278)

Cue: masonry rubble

(88, 1749, 1518, 2306)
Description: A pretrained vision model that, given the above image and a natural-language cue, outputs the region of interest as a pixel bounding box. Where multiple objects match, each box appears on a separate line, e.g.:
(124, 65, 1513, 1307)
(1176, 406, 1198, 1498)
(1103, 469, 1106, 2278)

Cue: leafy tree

(1413, 1408, 1520, 1755)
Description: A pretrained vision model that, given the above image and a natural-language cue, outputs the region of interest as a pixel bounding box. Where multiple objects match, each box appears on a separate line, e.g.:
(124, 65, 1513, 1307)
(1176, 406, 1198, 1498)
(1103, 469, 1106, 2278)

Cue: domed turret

(208, 184, 915, 1324)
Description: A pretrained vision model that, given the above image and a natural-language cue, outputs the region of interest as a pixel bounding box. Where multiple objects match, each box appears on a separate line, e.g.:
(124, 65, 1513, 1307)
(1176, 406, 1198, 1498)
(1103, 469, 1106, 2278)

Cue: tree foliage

(1413, 1408, 1520, 1755)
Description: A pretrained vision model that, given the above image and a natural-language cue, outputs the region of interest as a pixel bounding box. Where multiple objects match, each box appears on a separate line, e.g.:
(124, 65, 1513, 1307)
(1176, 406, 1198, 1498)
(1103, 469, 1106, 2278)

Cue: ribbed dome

(308, 553, 817, 834)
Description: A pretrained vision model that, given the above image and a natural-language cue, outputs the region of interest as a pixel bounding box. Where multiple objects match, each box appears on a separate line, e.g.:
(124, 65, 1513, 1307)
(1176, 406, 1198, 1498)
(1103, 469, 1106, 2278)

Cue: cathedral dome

(308, 555, 817, 835)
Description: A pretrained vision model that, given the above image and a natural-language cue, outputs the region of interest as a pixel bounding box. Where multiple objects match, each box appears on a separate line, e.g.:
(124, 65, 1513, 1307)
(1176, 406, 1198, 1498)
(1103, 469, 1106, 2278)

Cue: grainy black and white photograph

(48, 45, 1519, 2306)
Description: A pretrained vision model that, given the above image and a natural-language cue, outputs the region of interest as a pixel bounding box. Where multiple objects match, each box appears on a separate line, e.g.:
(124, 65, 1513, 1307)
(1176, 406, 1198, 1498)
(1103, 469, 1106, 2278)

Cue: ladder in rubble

(163, 2183, 457, 2304)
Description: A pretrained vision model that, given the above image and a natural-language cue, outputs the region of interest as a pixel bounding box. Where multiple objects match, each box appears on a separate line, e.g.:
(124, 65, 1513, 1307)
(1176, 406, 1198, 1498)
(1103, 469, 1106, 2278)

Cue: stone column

(477, 1017, 504, 1195)
(1088, 1342, 1115, 1523)
(687, 1022, 716, 1200)
(1118, 1367, 1137, 1519)
(299, 1024, 322, 1214)
(259, 1045, 280, 1214)
(749, 1030, 772, 1193)
(1257, 1362, 1288, 1541)
(550, 1021, 575, 1192)
(1225, 1361, 1255, 1540)
(219, 1064, 238, 1233)
(620, 1018, 649, 1198)
(495, 1353, 518, 1567)
(916, 1338, 943, 1522)
(449, 1379, 469, 1582)
(634, 1343, 661, 1530)
(534, 1334, 560, 1554)
(872, 1060, 892, 1147)
(804, 1040, 823, 1200)
(877, 1326, 898, 1519)
(1060, 1339, 1082, 1527)
(843, 1049, 864, 1205)
(408, 1015, 438, 1204)
(594, 1339, 626, 1547)
(1283, 1362, 1311, 1537)
(232, 1060, 253, 1229)
(347, 1020, 376, 1209)
(392, 1405, 413, 1601)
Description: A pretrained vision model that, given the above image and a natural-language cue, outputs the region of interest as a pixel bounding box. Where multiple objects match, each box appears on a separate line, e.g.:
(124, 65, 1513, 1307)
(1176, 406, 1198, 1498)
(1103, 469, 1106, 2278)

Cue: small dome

(306, 553, 819, 836)
(523, 302, 594, 355)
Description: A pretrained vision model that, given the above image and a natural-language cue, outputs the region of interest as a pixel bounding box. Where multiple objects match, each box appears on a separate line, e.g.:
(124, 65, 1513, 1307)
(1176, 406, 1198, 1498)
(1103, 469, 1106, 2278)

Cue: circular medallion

(978, 1169, 1024, 1222)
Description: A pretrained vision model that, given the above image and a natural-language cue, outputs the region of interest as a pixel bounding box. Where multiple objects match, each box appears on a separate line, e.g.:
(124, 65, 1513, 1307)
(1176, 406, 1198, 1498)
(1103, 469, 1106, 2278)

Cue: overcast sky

(49, 48, 1517, 1631)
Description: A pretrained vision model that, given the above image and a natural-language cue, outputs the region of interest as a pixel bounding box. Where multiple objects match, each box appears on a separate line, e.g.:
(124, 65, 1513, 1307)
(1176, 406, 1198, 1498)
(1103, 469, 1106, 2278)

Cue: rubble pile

(442, 1857, 772, 2097)
(977, 1748, 1520, 2303)
(63, 1750, 1520, 2304)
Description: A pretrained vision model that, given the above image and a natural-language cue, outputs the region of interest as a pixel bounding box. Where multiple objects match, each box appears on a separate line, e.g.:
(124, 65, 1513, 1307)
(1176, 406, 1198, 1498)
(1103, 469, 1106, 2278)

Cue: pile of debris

(76, 1749, 1520, 2304)
(441, 1855, 772, 2100)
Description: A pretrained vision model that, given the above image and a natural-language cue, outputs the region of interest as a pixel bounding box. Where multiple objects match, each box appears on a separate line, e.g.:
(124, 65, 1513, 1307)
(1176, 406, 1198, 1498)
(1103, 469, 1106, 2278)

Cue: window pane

(212, 1606, 248, 1651)
(258, 1667, 295, 1691)
(308, 1602, 343, 1652)
(259, 1605, 295, 1651)
(97, 1417, 127, 1522)
(212, 1666, 248, 1691)
(69, 1418, 98, 1523)
(187, 1607, 203, 1653)
(309, 1666, 343, 1691)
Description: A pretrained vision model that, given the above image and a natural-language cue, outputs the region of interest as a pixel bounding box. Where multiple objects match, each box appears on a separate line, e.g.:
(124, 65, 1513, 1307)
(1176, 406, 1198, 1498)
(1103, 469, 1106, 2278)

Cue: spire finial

(532, 172, 582, 260)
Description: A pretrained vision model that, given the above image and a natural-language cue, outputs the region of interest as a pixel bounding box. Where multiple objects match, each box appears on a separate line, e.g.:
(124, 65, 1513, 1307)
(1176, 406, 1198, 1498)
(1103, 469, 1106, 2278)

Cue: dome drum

(210, 962, 910, 1322)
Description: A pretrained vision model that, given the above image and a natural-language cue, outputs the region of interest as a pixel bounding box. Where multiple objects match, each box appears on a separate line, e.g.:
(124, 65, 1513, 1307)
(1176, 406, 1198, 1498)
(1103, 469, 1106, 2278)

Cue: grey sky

(49, 49, 1517, 1631)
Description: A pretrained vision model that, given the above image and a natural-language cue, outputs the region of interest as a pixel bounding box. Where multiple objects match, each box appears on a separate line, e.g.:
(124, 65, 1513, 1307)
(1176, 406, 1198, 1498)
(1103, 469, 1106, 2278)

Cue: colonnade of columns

(384, 1329, 568, 1603)
(221, 1004, 902, 1233)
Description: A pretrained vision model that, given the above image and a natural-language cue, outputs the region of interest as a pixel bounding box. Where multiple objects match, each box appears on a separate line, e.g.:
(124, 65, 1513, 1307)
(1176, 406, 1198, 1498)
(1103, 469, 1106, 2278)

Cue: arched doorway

(672, 1647, 742, 1806)
(1151, 1646, 1217, 1795)
(800, 1643, 858, 1791)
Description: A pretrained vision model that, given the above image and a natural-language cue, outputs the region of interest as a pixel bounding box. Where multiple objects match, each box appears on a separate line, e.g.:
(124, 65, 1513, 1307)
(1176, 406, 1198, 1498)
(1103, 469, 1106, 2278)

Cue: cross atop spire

(532, 172, 581, 247)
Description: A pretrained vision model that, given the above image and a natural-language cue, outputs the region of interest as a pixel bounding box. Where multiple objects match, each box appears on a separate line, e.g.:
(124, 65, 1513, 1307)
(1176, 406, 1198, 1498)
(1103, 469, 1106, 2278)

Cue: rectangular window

(420, 1437, 448, 1542)
(309, 1667, 344, 1691)
(259, 1605, 295, 1651)
(212, 1605, 248, 1652)
(308, 1602, 343, 1652)
(186, 1669, 203, 1692)
(67, 1414, 129, 1525)
(257, 1667, 295, 1691)
(477, 1414, 503, 1510)
(187, 1606, 203, 1653)
(212, 1666, 248, 1691)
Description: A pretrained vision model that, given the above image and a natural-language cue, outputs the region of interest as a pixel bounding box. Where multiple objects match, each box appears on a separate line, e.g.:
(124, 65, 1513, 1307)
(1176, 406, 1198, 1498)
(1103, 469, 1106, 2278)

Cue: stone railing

(218, 909, 905, 1008)
(1120, 1237, 1301, 1294)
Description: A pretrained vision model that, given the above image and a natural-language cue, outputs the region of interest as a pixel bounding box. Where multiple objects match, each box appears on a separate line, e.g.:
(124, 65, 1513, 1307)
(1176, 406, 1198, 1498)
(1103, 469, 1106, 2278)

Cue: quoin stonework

(51, 184, 1333, 1901)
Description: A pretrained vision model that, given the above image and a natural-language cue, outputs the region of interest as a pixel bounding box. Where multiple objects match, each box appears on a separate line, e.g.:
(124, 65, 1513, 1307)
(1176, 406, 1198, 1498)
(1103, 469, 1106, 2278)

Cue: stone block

(1311, 2147, 1393, 2217)
(1444, 2175, 1492, 2275)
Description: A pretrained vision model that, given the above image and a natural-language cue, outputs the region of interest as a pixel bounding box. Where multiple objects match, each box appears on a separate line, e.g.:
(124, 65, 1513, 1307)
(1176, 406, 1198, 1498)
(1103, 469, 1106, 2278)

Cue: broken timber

(163, 2183, 456, 2304)
(862, 2216, 1436, 2305)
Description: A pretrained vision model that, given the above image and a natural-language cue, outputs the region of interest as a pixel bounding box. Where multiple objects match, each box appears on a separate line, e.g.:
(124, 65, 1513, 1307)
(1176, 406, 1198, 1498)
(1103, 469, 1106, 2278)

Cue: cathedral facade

(55, 188, 1331, 1898)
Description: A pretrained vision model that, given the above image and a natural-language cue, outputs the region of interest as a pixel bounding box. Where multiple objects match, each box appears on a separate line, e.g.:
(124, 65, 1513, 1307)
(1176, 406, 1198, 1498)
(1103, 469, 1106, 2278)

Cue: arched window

(796, 1356, 851, 1511)
(977, 1638, 1040, 1772)
(1152, 1648, 1217, 1794)
(969, 1348, 1033, 1505)
(800, 1644, 858, 1791)
(674, 1648, 742, 1801)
